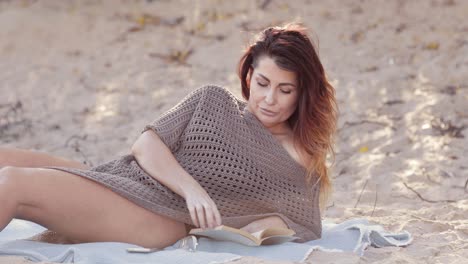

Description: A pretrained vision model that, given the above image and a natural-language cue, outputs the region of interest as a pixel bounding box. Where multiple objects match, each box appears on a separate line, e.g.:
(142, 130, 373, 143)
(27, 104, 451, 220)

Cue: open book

(188, 225, 299, 246)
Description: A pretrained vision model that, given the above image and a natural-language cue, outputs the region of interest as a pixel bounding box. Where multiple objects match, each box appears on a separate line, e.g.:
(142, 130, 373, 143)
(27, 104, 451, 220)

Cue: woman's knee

(0, 147, 15, 167)
(0, 166, 46, 220)
(0, 166, 20, 211)
(0, 166, 35, 203)
(0, 166, 18, 188)
(0, 166, 24, 203)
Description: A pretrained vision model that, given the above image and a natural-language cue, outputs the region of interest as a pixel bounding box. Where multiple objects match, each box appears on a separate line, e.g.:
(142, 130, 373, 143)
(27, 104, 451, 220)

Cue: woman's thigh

(9, 167, 187, 248)
(0, 147, 90, 169)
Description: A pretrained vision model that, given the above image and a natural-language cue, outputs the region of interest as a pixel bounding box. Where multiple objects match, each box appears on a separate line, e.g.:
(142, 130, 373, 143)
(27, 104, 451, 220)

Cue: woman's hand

(183, 185, 222, 229)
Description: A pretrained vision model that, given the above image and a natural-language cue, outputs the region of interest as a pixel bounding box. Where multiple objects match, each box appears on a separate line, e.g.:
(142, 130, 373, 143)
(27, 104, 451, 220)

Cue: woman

(0, 23, 337, 249)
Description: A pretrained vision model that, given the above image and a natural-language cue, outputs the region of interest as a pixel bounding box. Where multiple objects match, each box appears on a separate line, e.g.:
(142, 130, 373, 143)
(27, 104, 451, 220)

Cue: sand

(0, 0, 467, 263)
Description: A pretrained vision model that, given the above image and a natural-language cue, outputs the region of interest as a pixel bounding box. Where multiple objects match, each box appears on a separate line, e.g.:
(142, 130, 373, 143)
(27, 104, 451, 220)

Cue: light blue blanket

(0, 218, 412, 263)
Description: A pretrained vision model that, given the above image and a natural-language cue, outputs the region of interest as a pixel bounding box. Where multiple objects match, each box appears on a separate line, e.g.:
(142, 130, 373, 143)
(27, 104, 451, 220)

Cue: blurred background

(0, 0, 467, 262)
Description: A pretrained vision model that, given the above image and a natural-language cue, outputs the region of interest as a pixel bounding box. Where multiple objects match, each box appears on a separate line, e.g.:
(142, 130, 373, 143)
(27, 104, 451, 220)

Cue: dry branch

(371, 188, 378, 217)
(354, 179, 368, 208)
(340, 120, 396, 131)
(402, 182, 457, 203)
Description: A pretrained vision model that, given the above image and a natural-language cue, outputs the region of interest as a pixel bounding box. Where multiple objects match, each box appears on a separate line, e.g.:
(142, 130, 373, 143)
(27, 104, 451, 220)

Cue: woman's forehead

(254, 57, 297, 85)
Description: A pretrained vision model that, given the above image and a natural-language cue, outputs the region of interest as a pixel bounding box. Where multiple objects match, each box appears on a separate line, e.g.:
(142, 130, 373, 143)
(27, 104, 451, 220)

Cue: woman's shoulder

(188, 84, 244, 107)
(192, 84, 236, 98)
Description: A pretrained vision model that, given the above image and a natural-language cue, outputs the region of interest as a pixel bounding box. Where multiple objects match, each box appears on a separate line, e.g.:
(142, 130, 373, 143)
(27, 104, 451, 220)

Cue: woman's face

(246, 56, 299, 132)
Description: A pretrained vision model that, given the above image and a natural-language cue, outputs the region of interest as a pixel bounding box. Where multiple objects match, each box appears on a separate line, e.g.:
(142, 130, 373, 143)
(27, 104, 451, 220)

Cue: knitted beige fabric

(50, 85, 322, 242)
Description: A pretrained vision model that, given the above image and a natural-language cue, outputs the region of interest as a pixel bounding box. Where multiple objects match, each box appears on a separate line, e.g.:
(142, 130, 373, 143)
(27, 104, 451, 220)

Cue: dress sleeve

(142, 86, 209, 152)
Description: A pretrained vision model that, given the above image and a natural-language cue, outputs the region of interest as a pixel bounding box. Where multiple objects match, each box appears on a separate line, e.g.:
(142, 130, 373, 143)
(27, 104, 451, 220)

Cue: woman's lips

(260, 107, 277, 116)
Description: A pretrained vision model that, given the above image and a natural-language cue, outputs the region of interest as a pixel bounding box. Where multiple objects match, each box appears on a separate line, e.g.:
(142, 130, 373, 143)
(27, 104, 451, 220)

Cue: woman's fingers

(196, 205, 207, 229)
(194, 204, 219, 229)
(206, 203, 221, 228)
(211, 200, 222, 226)
(207, 204, 222, 228)
(215, 206, 222, 226)
(185, 188, 222, 229)
(188, 206, 199, 228)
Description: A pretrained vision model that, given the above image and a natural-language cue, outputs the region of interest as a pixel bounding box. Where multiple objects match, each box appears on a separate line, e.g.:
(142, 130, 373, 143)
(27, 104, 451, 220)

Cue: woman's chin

(258, 117, 279, 128)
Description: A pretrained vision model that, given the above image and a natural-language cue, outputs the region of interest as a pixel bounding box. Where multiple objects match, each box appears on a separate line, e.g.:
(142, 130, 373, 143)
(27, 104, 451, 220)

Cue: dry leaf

(127, 26, 143, 33)
(439, 85, 457, 95)
(279, 3, 289, 10)
(136, 15, 146, 27)
(351, 6, 364, 14)
(363, 66, 379, 72)
(430, 117, 465, 138)
(134, 14, 161, 27)
(149, 49, 194, 65)
(163, 16, 185, 27)
(204, 10, 234, 22)
(443, 0, 455, 6)
(321, 10, 334, 19)
(396, 23, 407, 33)
(351, 31, 365, 43)
(424, 42, 440, 50)
(195, 21, 206, 32)
(170, 49, 193, 64)
(359, 146, 369, 153)
(260, 0, 272, 10)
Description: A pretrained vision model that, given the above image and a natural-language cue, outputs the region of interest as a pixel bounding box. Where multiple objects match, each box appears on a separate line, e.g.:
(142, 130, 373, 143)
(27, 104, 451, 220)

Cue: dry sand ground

(0, 0, 467, 263)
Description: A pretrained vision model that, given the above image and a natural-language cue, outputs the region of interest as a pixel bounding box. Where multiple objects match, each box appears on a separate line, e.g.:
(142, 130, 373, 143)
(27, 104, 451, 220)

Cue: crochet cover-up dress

(49, 85, 322, 242)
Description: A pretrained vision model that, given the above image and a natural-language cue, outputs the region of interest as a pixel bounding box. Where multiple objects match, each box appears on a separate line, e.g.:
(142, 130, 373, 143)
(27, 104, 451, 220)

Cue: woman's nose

(264, 89, 276, 105)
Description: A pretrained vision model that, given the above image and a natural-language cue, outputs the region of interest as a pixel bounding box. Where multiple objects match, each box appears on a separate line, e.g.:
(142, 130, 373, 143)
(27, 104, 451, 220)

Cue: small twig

(402, 182, 457, 203)
(383, 99, 405, 105)
(425, 173, 442, 185)
(0, 101, 32, 141)
(430, 117, 466, 138)
(64, 134, 93, 167)
(64, 134, 88, 147)
(410, 214, 438, 223)
(340, 120, 396, 131)
(326, 202, 335, 210)
(185, 31, 226, 41)
(76, 149, 93, 167)
(354, 179, 368, 208)
(371, 187, 377, 217)
(464, 178, 468, 192)
(259, 0, 272, 9)
(149, 48, 193, 66)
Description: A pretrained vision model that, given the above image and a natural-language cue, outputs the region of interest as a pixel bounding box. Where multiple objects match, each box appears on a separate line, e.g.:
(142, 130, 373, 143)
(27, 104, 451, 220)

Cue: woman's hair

(238, 23, 338, 210)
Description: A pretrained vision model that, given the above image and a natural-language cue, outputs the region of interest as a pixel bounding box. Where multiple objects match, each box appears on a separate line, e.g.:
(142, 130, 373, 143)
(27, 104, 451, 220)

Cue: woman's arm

(240, 216, 289, 233)
(131, 130, 222, 229)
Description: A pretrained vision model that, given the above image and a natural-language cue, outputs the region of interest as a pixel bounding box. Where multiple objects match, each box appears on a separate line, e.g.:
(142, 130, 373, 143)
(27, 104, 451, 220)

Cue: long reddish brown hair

(238, 23, 338, 209)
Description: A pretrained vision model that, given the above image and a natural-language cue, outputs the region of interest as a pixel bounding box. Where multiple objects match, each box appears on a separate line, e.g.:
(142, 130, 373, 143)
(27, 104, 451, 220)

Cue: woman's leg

(0, 166, 187, 248)
(0, 147, 91, 243)
(0, 147, 89, 169)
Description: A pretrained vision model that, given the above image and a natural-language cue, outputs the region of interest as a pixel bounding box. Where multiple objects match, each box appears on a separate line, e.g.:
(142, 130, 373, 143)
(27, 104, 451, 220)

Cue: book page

(190, 226, 262, 246)
(259, 227, 295, 238)
(189, 225, 297, 246)
(260, 235, 299, 245)
(191, 229, 259, 246)
(250, 230, 264, 240)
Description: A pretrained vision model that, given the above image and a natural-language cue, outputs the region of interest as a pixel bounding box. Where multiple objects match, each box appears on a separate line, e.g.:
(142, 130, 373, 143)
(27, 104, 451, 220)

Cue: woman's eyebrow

(257, 73, 296, 87)
(257, 74, 269, 81)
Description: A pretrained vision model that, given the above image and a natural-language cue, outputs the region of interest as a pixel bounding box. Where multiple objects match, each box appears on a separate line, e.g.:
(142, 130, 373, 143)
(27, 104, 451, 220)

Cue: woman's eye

(281, 90, 292, 94)
(257, 82, 268, 87)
